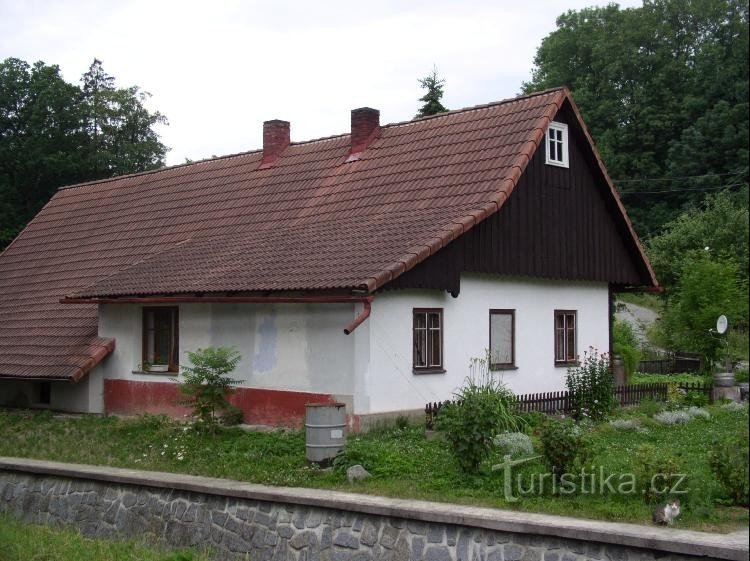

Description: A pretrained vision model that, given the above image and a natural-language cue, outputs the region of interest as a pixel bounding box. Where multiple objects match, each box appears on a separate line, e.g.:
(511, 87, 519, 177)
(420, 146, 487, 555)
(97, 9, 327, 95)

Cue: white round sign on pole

(716, 315, 728, 334)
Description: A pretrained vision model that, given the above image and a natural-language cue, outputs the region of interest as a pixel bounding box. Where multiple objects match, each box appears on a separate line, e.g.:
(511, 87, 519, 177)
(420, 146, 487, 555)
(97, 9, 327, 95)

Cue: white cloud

(0, 0, 642, 165)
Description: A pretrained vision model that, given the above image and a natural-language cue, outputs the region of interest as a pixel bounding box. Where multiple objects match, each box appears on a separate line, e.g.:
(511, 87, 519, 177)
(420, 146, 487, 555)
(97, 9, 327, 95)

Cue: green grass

(0, 407, 747, 532)
(616, 293, 664, 313)
(0, 514, 210, 560)
(630, 372, 708, 385)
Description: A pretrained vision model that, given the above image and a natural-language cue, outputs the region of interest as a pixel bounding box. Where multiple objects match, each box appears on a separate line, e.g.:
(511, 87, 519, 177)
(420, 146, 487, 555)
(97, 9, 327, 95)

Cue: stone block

(427, 525, 443, 544)
(424, 546, 452, 561)
(306, 510, 323, 528)
(335, 530, 362, 549)
(290, 531, 318, 550)
(121, 492, 137, 508)
(504, 544, 525, 561)
(411, 536, 426, 561)
(278, 524, 294, 539)
(361, 521, 380, 547)
(380, 526, 401, 549)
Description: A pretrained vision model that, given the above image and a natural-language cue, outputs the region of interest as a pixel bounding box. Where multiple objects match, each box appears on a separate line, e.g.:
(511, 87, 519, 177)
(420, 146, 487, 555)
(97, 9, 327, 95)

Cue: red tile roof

(0, 87, 656, 381)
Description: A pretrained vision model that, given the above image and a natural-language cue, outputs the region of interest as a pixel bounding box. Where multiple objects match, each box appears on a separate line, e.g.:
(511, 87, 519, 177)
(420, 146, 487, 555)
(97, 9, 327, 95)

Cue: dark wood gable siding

(386, 102, 649, 294)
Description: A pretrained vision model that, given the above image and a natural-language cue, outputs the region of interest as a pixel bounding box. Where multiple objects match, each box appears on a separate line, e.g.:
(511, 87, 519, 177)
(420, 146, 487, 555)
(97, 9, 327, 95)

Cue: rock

(346, 465, 372, 484)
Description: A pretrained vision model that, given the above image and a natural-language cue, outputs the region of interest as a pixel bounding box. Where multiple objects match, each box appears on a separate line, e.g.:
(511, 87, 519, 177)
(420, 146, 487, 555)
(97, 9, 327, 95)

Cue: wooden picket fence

(424, 381, 713, 429)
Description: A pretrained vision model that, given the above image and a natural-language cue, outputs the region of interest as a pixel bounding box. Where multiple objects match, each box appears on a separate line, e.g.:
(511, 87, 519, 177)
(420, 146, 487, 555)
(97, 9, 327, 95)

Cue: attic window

(545, 122, 569, 168)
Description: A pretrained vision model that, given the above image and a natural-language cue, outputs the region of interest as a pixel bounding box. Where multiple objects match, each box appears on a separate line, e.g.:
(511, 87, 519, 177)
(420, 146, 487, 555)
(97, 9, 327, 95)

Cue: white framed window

(545, 122, 569, 168)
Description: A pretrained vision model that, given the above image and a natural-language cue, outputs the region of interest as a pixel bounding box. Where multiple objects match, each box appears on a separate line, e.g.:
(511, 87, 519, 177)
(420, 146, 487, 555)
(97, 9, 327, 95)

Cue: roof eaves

(69, 338, 116, 382)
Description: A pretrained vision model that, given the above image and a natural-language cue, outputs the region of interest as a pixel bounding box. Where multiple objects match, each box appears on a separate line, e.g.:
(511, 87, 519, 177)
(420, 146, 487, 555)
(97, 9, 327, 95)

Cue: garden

(0, 347, 747, 533)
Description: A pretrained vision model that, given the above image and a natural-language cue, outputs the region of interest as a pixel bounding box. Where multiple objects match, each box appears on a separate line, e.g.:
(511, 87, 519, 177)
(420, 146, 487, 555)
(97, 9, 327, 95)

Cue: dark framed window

(142, 307, 179, 372)
(489, 309, 515, 369)
(36, 381, 51, 405)
(554, 310, 577, 365)
(413, 308, 443, 372)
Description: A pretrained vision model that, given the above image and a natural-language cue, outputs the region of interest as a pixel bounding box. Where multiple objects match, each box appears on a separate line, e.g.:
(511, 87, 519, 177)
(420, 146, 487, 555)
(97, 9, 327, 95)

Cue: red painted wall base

(103, 379, 345, 428)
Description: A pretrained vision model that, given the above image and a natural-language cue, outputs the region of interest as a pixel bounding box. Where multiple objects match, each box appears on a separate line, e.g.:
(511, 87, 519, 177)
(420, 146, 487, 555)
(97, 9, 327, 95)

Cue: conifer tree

(416, 67, 448, 118)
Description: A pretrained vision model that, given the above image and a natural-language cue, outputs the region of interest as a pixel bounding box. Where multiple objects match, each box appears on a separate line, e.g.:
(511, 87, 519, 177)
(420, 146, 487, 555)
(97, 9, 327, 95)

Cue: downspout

(343, 299, 372, 335)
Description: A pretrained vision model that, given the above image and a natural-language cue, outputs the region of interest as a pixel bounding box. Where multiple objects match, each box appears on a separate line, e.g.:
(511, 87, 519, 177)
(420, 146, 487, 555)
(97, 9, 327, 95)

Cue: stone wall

(0, 458, 746, 561)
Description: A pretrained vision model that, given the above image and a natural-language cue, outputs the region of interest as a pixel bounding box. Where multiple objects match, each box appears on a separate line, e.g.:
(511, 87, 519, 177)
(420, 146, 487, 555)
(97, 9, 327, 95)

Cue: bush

(220, 404, 244, 426)
(683, 391, 709, 407)
(653, 410, 691, 425)
(684, 406, 710, 420)
(437, 356, 524, 473)
(565, 349, 615, 421)
(666, 383, 686, 410)
(612, 318, 641, 382)
(607, 418, 641, 431)
(735, 368, 749, 383)
(633, 444, 684, 504)
(538, 418, 587, 476)
(178, 347, 241, 432)
(637, 397, 663, 417)
(709, 435, 749, 506)
(493, 432, 534, 458)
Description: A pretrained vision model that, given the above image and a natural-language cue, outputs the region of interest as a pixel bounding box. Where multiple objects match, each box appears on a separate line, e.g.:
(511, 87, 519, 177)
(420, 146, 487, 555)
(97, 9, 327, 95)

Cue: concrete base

(712, 386, 742, 402)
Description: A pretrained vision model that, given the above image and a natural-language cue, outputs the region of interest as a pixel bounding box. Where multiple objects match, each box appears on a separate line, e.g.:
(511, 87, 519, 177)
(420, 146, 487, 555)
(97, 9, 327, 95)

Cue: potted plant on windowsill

(140, 361, 169, 373)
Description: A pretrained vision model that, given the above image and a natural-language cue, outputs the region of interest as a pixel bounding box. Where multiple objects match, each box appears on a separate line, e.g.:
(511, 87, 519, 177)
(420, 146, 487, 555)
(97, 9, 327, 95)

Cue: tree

(647, 190, 749, 292)
(661, 255, 747, 368)
(0, 57, 167, 249)
(523, 0, 749, 236)
(179, 346, 242, 432)
(416, 67, 448, 118)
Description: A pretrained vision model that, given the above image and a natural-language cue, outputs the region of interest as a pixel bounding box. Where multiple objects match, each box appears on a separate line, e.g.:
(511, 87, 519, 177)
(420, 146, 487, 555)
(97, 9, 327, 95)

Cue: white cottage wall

(97, 302, 362, 399)
(365, 274, 610, 414)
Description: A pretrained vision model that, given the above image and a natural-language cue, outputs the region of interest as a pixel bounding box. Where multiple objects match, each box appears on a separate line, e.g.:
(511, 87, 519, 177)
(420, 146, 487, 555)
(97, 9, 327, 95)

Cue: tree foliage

(0, 58, 167, 248)
(179, 346, 242, 432)
(661, 255, 748, 367)
(524, 0, 749, 236)
(648, 191, 749, 292)
(416, 67, 448, 118)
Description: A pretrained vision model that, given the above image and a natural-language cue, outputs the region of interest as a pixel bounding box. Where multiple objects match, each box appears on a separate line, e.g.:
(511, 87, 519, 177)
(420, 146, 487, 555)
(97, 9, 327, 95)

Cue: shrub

(665, 383, 686, 410)
(684, 406, 710, 420)
(437, 356, 524, 473)
(220, 404, 244, 426)
(633, 444, 684, 504)
(538, 418, 587, 476)
(565, 349, 615, 421)
(735, 368, 749, 383)
(612, 318, 641, 382)
(493, 432, 534, 458)
(709, 435, 749, 506)
(722, 401, 748, 413)
(653, 410, 691, 425)
(637, 397, 663, 417)
(683, 390, 709, 407)
(608, 418, 641, 431)
(178, 347, 241, 432)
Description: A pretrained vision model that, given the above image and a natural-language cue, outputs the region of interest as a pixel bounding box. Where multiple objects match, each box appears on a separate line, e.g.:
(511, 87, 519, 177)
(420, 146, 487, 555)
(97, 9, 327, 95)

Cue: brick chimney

(260, 119, 290, 168)
(349, 108, 380, 157)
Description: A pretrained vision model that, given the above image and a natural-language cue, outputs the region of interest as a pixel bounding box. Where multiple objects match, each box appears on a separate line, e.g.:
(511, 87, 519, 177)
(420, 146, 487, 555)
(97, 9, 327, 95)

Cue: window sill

(132, 370, 179, 376)
(544, 159, 569, 168)
(554, 362, 578, 368)
(413, 368, 446, 375)
(490, 365, 518, 371)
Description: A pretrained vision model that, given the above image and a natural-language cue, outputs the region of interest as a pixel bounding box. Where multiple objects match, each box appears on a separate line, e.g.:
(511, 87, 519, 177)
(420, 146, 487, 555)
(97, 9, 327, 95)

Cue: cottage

(0, 87, 657, 429)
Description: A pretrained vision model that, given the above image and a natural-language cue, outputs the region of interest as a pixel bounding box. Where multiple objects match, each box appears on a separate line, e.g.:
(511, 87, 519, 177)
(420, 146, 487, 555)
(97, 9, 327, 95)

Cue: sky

(1, 0, 641, 166)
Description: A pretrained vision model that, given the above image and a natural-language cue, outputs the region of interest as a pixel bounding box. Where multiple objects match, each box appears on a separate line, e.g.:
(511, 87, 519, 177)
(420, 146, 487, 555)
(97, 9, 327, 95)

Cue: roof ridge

(56, 87, 568, 193)
(386, 86, 566, 128)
